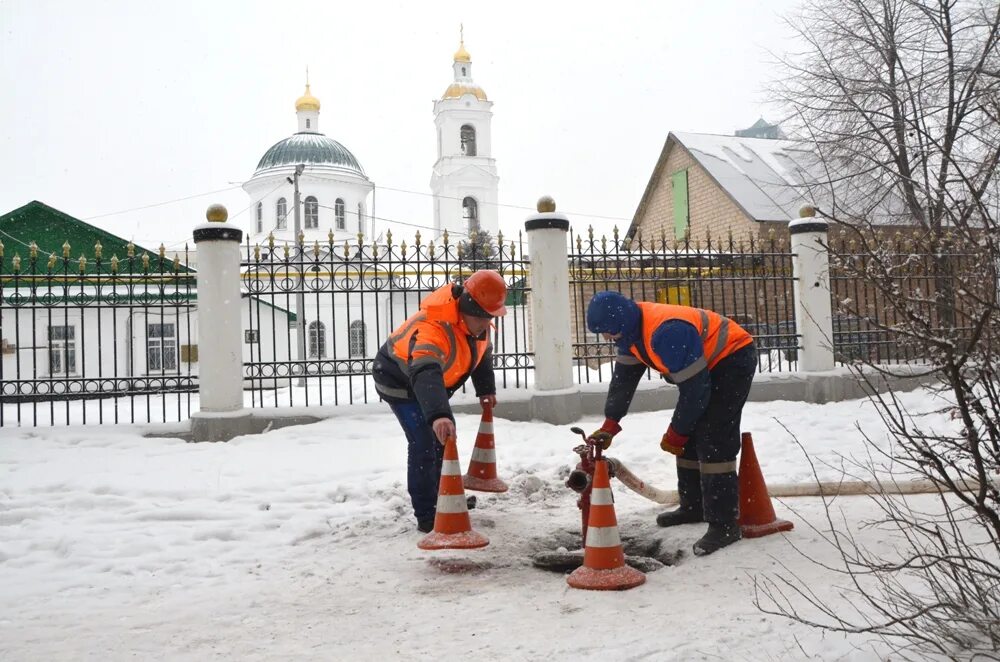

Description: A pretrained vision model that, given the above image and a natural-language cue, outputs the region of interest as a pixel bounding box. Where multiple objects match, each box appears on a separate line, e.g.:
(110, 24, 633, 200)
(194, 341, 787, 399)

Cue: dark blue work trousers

(389, 400, 444, 522)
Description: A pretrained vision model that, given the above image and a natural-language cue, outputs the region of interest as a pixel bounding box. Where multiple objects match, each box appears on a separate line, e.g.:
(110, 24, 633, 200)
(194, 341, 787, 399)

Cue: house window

(48, 325, 76, 375)
(349, 320, 367, 357)
(304, 196, 319, 229)
(335, 198, 345, 230)
(671, 170, 689, 241)
(308, 320, 326, 358)
(276, 197, 287, 230)
(460, 124, 477, 156)
(357, 203, 364, 232)
(462, 197, 479, 233)
(256, 202, 263, 233)
(147, 323, 178, 372)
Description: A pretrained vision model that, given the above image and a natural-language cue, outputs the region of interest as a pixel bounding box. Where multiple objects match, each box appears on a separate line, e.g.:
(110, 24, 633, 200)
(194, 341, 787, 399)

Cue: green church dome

(254, 133, 366, 176)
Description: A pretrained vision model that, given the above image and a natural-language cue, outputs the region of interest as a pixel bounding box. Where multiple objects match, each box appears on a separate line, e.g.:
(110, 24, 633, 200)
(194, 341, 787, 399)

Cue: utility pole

(289, 163, 306, 386)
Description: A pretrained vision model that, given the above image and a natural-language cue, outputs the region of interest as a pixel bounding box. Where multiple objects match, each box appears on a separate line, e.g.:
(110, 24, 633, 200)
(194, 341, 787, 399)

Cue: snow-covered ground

(0, 388, 964, 660)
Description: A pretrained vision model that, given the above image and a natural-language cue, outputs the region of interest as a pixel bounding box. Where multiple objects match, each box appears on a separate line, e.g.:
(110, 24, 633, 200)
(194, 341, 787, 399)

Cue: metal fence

(0, 242, 197, 426)
(568, 227, 800, 382)
(240, 230, 532, 409)
(828, 230, 989, 364)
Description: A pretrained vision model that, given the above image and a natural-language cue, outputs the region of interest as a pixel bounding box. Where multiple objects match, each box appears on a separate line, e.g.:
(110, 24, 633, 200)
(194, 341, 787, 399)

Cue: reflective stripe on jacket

(629, 303, 753, 378)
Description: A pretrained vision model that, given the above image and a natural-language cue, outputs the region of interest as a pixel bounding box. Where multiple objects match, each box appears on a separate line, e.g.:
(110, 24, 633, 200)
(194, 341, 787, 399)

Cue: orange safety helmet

(463, 270, 508, 317)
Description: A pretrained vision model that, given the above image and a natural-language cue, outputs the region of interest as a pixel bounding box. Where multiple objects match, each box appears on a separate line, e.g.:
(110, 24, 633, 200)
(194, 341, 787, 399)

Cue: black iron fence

(240, 230, 532, 409)
(0, 241, 197, 426)
(828, 230, 991, 364)
(568, 227, 800, 382)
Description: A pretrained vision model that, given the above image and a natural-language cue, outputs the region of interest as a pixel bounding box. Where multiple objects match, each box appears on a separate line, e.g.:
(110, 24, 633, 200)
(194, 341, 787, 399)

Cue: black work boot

(416, 517, 434, 533)
(657, 463, 704, 527)
(692, 522, 742, 556)
(655, 506, 704, 528)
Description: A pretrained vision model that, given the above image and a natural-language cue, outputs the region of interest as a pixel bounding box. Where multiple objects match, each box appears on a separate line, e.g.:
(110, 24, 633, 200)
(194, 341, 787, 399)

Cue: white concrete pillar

(191, 204, 253, 441)
(523, 196, 582, 424)
(789, 206, 835, 372)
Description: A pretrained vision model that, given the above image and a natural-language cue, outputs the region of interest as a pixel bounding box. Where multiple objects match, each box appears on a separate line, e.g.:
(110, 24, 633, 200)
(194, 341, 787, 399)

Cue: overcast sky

(1, 0, 800, 254)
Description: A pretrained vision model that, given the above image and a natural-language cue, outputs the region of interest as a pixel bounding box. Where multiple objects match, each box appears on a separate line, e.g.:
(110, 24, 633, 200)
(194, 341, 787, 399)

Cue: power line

(82, 185, 244, 221)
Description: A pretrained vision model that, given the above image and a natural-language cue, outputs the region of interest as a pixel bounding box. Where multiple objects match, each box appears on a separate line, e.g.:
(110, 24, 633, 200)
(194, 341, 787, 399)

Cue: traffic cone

(463, 402, 509, 493)
(418, 436, 489, 551)
(738, 432, 794, 538)
(567, 458, 646, 591)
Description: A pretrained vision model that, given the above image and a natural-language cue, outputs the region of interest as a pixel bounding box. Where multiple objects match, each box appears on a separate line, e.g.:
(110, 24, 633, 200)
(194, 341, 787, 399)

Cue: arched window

(461, 66, 467, 76)
(462, 197, 480, 232)
(357, 203, 364, 232)
(308, 320, 326, 358)
(349, 320, 367, 357)
(256, 202, 263, 233)
(460, 124, 477, 156)
(335, 198, 345, 230)
(304, 196, 318, 229)
(306, 118, 311, 129)
(276, 198, 287, 230)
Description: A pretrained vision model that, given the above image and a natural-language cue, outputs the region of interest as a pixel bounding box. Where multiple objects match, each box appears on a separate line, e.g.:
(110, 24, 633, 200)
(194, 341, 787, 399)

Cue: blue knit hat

(586, 291, 639, 339)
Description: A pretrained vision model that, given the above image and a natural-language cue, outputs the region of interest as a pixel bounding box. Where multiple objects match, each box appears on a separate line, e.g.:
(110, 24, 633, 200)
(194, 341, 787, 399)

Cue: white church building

(238, 36, 510, 368)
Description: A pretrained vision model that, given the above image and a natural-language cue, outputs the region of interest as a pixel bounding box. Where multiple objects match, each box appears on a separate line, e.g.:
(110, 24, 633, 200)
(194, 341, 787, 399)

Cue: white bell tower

(430, 28, 499, 240)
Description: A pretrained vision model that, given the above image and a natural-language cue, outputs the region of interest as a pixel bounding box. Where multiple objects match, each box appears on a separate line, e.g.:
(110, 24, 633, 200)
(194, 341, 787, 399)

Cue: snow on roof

(667, 132, 913, 227)
(671, 132, 815, 222)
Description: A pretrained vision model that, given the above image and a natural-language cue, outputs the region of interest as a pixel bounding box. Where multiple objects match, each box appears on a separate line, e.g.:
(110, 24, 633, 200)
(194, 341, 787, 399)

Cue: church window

(335, 198, 345, 230)
(256, 203, 263, 233)
(349, 320, 367, 357)
(48, 325, 76, 375)
(461, 66, 467, 76)
(357, 203, 364, 232)
(276, 198, 287, 229)
(462, 197, 480, 233)
(146, 323, 178, 372)
(308, 320, 326, 358)
(460, 125, 477, 156)
(306, 119, 311, 129)
(304, 196, 319, 229)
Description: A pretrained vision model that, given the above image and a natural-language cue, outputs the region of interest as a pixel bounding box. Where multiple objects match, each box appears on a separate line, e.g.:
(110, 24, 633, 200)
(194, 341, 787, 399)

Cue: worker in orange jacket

(586, 291, 756, 556)
(373, 270, 507, 533)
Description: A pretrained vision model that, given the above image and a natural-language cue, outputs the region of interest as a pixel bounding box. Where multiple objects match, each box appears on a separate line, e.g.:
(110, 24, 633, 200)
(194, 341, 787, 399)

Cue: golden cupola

(442, 30, 487, 101)
(295, 84, 320, 112)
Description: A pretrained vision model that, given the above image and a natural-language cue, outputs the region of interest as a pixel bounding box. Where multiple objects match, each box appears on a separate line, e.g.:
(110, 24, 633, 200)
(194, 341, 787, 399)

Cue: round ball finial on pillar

(799, 205, 817, 219)
(206, 204, 229, 223)
(537, 196, 556, 213)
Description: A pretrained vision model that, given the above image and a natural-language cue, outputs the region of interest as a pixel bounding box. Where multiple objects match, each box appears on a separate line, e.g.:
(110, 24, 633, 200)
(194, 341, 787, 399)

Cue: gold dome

(295, 83, 320, 112)
(453, 40, 471, 63)
(442, 83, 487, 101)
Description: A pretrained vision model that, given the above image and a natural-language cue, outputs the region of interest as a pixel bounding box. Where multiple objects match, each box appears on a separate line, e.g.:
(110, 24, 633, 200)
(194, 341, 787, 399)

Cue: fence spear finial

(63, 240, 72, 259)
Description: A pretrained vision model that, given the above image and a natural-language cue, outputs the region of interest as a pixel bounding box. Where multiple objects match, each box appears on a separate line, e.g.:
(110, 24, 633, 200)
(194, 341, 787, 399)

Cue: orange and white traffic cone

(463, 402, 508, 493)
(738, 432, 794, 538)
(418, 436, 490, 551)
(567, 458, 646, 590)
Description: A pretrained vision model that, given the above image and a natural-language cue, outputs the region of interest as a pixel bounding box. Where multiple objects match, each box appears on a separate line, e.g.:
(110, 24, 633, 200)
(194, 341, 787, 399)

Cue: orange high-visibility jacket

(629, 302, 753, 379)
(386, 284, 491, 387)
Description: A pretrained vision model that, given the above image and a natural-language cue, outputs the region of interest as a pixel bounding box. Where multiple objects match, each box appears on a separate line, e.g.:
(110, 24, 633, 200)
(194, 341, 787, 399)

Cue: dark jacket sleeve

(651, 320, 711, 435)
(603, 358, 646, 422)
(470, 345, 496, 397)
(408, 331, 453, 423)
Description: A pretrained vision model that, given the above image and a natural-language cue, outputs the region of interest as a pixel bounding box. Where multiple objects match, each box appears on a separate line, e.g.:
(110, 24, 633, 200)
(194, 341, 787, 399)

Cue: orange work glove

(588, 419, 622, 450)
(660, 426, 689, 456)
